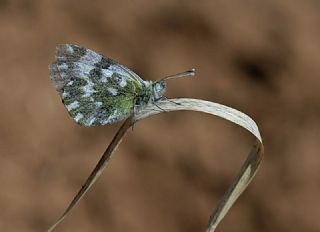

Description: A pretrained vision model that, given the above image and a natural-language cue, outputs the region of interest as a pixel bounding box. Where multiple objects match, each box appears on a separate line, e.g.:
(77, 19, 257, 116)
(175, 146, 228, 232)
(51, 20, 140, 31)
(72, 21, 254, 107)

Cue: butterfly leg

(162, 96, 182, 105)
(153, 102, 167, 112)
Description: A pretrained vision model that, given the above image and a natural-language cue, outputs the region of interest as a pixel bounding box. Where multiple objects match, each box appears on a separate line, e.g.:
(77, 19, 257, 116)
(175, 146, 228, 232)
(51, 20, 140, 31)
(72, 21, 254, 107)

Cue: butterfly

(49, 44, 194, 126)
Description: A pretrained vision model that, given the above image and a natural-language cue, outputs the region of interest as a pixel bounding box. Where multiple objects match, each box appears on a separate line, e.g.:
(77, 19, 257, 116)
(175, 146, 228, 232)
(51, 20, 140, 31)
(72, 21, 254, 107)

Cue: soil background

(0, 1, 319, 232)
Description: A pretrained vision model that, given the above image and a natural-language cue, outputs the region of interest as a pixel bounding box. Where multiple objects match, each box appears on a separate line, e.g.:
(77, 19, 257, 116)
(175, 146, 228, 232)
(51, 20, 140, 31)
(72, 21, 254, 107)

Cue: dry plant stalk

(47, 98, 264, 232)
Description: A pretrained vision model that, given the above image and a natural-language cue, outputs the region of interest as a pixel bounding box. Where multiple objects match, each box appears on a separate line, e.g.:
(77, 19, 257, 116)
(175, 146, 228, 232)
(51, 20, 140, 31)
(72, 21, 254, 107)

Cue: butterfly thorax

(134, 80, 167, 111)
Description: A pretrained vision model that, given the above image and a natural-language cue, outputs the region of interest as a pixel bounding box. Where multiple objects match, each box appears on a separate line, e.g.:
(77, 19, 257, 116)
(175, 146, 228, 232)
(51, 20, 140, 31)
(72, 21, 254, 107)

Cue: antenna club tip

(189, 68, 196, 76)
(162, 69, 196, 81)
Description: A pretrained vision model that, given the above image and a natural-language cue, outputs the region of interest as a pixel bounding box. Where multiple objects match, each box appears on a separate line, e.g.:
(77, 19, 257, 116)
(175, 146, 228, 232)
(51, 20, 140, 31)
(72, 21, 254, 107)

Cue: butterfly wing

(49, 44, 146, 126)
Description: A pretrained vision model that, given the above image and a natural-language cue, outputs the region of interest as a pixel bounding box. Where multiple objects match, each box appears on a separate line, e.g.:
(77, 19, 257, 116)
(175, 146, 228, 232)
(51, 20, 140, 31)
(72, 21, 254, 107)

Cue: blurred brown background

(0, 0, 319, 231)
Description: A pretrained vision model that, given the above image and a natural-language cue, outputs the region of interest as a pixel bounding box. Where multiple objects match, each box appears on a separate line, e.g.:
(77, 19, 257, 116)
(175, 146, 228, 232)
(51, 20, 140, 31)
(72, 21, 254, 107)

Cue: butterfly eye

(155, 81, 166, 92)
(157, 83, 162, 91)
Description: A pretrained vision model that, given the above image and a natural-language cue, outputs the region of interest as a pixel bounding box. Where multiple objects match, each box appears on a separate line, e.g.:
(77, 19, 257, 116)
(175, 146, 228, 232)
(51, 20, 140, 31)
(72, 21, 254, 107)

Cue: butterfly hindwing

(49, 44, 146, 126)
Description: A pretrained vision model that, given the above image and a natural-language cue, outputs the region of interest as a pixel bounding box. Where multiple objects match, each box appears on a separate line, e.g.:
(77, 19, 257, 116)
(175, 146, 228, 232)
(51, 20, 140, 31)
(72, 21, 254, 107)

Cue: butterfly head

(152, 80, 167, 101)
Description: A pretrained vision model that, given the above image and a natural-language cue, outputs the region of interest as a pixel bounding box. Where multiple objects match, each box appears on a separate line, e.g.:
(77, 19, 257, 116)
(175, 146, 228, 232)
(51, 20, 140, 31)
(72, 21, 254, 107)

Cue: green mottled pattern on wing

(49, 44, 148, 126)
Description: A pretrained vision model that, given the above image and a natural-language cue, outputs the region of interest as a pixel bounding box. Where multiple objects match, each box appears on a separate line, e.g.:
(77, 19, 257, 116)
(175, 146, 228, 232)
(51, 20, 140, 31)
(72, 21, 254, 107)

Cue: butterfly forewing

(49, 44, 146, 126)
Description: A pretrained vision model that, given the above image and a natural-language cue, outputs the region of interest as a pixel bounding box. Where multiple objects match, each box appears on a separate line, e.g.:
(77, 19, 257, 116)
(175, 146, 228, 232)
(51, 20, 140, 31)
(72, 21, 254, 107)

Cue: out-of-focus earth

(0, 1, 319, 231)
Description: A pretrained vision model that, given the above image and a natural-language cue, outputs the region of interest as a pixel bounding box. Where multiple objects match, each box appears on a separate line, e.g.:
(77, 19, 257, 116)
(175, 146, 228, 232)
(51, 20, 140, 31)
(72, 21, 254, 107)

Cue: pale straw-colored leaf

(47, 98, 263, 232)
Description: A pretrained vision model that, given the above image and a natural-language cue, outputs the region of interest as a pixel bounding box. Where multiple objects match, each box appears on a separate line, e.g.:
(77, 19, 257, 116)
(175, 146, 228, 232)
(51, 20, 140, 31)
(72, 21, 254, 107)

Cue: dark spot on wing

(71, 45, 87, 58)
(62, 78, 87, 99)
(94, 56, 116, 69)
(89, 67, 103, 83)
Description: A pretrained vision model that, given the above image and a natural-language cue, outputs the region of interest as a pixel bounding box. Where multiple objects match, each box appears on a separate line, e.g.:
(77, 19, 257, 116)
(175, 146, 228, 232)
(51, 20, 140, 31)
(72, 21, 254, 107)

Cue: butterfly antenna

(161, 68, 195, 81)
